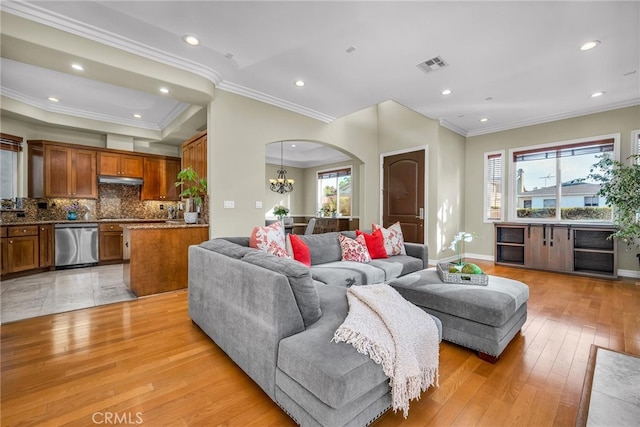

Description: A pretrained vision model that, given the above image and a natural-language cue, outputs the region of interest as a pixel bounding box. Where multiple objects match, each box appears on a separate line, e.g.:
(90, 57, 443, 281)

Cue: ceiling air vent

(417, 56, 448, 74)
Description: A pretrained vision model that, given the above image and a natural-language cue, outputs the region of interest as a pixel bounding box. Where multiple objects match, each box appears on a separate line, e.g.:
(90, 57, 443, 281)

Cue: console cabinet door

(525, 224, 571, 272)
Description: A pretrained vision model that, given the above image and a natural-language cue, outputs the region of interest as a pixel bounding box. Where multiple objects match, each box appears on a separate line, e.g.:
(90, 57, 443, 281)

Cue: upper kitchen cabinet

(98, 152, 144, 178)
(29, 141, 98, 199)
(181, 130, 207, 181)
(141, 156, 181, 201)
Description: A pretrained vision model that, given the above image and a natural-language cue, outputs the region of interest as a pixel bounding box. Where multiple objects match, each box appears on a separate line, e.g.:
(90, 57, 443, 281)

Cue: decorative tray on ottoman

(437, 262, 489, 286)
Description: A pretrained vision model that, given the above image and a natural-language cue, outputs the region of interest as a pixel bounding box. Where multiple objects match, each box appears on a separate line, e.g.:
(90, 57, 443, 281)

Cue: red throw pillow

(289, 234, 311, 267)
(356, 229, 388, 259)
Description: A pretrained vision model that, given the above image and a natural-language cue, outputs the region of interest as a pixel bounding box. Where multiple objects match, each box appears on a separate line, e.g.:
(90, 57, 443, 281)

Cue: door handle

(415, 208, 424, 220)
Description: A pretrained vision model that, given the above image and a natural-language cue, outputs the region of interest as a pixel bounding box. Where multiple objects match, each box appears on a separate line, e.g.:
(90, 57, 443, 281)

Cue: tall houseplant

(589, 154, 640, 267)
(175, 166, 208, 223)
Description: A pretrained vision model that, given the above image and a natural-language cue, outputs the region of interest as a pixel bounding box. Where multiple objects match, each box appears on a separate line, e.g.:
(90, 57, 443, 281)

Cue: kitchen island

(121, 222, 209, 297)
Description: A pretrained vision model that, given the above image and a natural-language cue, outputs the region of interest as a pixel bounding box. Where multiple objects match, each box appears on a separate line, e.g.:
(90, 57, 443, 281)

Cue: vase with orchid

(447, 231, 478, 267)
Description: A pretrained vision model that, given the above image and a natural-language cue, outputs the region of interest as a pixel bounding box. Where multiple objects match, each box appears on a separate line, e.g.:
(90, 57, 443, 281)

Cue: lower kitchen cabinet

(38, 224, 54, 268)
(99, 223, 124, 262)
(4, 226, 40, 274)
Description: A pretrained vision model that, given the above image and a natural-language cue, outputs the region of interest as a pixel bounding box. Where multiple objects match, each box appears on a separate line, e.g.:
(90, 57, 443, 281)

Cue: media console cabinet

(495, 223, 617, 279)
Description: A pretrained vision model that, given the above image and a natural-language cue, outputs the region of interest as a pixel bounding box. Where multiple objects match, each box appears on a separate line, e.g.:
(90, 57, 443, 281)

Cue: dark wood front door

(383, 150, 425, 243)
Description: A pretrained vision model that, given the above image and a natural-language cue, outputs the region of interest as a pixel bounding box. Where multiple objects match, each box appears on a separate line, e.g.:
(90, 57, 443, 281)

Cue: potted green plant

(589, 154, 640, 267)
(175, 166, 208, 224)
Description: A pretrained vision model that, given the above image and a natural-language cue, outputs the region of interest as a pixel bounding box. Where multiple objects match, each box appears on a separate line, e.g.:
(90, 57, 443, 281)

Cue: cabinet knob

(22, 229, 27, 233)
(9, 240, 13, 244)
(41, 227, 45, 231)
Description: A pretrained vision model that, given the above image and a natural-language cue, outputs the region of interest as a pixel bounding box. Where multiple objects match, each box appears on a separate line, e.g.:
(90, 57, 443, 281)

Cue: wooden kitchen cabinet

(98, 152, 143, 178)
(39, 143, 97, 198)
(1, 227, 7, 276)
(99, 223, 124, 262)
(38, 224, 54, 268)
(5, 226, 40, 273)
(141, 157, 181, 201)
(181, 130, 207, 180)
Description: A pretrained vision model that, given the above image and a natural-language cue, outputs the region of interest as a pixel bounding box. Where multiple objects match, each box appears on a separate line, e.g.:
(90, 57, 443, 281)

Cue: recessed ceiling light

(71, 63, 84, 71)
(479, 118, 489, 122)
(182, 35, 200, 46)
(441, 89, 452, 96)
(590, 91, 605, 98)
(580, 40, 601, 51)
(294, 80, 306, 87)
(47, 97, 59, 102)
(159, 87, 170, 94)
(291, 144, 296, 148)
(133, 114, 143, 119)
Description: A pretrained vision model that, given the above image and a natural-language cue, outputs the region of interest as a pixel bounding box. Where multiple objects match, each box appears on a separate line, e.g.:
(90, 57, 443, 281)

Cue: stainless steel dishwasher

(55, 223, 99, 268)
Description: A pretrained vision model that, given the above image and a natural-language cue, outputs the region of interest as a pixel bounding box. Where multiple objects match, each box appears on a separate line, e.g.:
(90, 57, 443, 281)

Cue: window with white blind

(484, 151, 504, 222)
(510, 135, 618, 222)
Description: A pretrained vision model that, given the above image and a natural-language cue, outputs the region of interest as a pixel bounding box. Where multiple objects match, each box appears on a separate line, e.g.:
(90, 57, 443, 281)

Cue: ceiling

(1, 1, 639, 163)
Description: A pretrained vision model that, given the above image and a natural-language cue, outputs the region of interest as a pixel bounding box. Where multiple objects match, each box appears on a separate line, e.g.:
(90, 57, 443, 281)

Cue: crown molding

(1, 87, 192, 131)
(217, 82, 335, 123)
(438, 119, 468, 137)
(466, 99, 640, 137)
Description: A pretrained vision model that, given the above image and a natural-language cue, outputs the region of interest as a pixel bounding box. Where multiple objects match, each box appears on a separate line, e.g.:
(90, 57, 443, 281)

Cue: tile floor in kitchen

(0, 264, 136, 324)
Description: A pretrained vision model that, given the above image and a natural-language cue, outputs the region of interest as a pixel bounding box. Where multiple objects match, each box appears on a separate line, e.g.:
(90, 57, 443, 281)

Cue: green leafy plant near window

(588, 154, 640, 250)
(175, 167, 208, 212)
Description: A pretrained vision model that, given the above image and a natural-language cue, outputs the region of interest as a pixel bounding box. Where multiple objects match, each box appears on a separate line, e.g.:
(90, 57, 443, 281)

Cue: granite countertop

(1, 218, 172, 226)
(120, 222, 208, 230)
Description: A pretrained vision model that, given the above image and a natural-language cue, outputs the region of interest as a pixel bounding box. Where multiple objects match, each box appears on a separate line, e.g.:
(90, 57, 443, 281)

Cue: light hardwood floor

(2, 261, 639, 426)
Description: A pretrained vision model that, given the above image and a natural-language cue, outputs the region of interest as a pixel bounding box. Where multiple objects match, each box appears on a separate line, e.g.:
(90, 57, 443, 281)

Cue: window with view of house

(484, 151, 504, 222)
(510, 136, 617, 222)
(317, 167, 352, 217)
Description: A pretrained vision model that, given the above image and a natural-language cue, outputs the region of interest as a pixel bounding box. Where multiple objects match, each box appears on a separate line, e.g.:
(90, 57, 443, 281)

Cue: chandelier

(269, 141, 294, 193)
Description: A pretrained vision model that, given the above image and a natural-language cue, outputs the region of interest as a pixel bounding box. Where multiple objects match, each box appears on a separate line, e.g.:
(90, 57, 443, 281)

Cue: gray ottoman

(388, 269, 529, 362)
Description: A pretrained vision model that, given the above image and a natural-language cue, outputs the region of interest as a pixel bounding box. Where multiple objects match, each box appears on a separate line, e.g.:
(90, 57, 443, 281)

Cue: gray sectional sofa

(188, 231, 528, 426)
(188, 232, 441, 426)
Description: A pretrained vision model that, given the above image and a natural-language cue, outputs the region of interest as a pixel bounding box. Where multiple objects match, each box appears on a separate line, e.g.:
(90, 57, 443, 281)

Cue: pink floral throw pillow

(339, 234, 371, 263)
(372, 222, 407, 256)
(250, 221, 291, 259)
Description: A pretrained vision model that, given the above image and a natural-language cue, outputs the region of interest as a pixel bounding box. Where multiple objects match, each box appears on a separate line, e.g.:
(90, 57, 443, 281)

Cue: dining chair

(304, 218, 316, 235)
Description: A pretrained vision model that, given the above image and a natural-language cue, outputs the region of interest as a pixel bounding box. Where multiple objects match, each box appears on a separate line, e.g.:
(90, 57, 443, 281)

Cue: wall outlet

(223, 201, 235, 209)
(255, 201, 263, 209)
(159, 204, 164, 210)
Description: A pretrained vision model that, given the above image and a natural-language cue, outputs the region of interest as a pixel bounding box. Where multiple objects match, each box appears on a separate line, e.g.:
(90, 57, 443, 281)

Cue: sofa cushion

(277, 284, 442, 411)
(297, 233, 342, 265)
(277, 284, 390, 410)
(200, 238, 256, 259)
(311, 261, 385, 287)
(368, 255, 424, 280)
(388, 269, 529, 327)
(242, 251, 321, 327)
(339, 234, 371, 263)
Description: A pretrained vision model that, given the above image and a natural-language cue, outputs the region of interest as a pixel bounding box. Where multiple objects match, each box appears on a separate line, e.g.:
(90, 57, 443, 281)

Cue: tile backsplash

(1, 184, 180, 223)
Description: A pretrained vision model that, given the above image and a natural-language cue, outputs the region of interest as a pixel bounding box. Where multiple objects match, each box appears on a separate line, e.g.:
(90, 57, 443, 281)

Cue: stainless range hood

(98, 176, 144, 186)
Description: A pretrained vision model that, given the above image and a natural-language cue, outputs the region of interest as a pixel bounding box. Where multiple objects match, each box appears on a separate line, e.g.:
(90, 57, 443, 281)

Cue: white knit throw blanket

(332, 283, 439, 418)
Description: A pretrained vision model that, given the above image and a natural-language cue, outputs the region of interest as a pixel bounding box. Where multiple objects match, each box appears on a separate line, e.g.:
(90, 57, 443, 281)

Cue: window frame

(316, 165, 353, 217)
(483, 150, 505, 223)
(507, 133, 620, 223)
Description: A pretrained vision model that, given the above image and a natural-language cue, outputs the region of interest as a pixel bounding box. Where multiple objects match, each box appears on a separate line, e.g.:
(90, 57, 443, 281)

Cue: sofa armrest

(403, 242, 428, 269)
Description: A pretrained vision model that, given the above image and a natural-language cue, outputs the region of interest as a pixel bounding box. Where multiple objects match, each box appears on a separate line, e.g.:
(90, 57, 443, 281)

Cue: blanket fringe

(332, 327, 394, 375)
